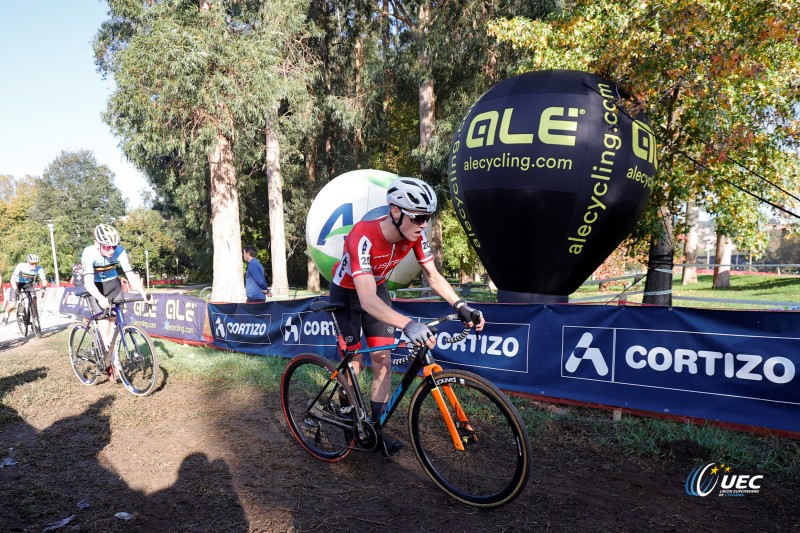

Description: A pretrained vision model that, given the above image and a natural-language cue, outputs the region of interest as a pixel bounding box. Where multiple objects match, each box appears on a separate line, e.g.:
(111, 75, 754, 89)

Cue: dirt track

(1, 328, 798, 532)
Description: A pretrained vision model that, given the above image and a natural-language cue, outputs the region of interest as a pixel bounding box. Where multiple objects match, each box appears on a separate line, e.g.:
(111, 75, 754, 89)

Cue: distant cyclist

(330, 177, 485, 455)
(2, 254, 47, 326)
(81, 224, 151, 356)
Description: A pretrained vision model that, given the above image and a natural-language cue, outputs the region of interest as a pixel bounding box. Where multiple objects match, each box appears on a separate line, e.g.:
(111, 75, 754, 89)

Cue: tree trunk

(305, 138, 321, 292)
(417, 3, 435, 154)
(208, 133, 245, 302)
(265, 119, 290, 297)
(682, 201, 699, 284)
(353, 0, 364, 167)
(432, 217, 444, 273)
(643, 215, 674, 306)
(713, 233, 732, 288)
(417, 3, 442, 272)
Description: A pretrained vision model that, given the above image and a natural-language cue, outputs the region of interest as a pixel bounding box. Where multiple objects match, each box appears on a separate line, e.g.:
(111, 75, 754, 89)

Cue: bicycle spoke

(16, 301, 28, 337)
(409, 370, 530, 507)
(281, 354, 355, 462)
(68, 323, 102, 386)
(116, 325, 159, 396)
(31, 302, 42, 337)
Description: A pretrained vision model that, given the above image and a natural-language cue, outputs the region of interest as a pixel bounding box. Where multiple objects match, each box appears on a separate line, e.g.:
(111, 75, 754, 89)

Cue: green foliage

(117, 208, 184, 279)
(0, 177, 58, 279)
(30, 149, 126, 262)
(488, 0, 800, 257)
(439, 202, 482, 280)
(95, 0, 315, 288)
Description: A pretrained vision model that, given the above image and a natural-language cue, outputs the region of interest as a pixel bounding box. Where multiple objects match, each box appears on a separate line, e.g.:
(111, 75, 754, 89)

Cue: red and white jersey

(332, 217, 433, 289)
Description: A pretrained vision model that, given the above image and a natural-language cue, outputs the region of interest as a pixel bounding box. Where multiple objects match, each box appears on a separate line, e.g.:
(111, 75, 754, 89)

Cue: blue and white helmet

(386, 178, 437, 214)
(26, 254, 40, 263)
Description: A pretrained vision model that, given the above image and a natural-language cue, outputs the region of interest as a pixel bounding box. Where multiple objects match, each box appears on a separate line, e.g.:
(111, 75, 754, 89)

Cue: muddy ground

(0, 325, 798, 532)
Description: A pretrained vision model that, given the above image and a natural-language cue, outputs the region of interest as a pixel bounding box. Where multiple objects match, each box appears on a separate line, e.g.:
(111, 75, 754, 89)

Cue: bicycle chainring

(355, 421, 378, 450)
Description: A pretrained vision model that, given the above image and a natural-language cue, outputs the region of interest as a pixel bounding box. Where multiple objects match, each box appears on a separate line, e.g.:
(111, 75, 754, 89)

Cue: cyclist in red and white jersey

(330, 177, 485, 455)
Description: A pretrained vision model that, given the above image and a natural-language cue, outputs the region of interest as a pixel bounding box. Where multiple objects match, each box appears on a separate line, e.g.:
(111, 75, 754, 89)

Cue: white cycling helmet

(386, 178, 437, 214)
(26, 254, 40, 263)
(94, 223, 120, 246)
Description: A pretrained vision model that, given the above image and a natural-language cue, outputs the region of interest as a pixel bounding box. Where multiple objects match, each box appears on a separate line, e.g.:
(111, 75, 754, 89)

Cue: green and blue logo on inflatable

(306, 169, 427, 290)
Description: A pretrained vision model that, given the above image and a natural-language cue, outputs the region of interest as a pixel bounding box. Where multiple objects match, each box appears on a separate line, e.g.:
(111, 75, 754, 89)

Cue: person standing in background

(243, 245, 271, 303)
(71, 263, 84, 287)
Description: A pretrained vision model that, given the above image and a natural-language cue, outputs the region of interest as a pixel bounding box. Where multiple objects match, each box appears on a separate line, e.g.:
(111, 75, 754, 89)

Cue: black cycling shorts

(329, 282, 396, 350)
(88, 278, 123, 315)
(8, 282, 34, 301)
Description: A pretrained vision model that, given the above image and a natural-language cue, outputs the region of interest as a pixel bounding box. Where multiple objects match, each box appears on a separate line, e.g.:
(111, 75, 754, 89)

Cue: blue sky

(0, 1, 150, 208)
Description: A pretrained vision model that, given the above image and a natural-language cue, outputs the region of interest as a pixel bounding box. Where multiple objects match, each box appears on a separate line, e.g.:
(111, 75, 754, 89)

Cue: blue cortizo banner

(208, 298, 800, 433)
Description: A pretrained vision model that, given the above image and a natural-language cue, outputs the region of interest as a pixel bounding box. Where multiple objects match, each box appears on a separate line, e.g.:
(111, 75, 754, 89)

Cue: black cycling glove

(454, 299, 483, 324)
(403, 320, 433, 345)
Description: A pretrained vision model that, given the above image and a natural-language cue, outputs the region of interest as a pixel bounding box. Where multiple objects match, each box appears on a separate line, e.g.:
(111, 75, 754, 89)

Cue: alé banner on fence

(59, 287, 207, 344)
(208, 298, 800, 433)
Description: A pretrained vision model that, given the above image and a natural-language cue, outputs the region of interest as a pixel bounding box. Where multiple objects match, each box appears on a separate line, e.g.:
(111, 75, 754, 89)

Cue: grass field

(168, 274, 800, 479)
(573, 273, 800, 309)
(155, 338, 800, 480)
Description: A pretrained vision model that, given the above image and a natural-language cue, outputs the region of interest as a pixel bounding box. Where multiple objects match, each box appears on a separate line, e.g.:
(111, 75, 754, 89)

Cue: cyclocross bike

(67, 292, 160, 397)
(280, 300, 531, 508)
(16, 287, 43, 338)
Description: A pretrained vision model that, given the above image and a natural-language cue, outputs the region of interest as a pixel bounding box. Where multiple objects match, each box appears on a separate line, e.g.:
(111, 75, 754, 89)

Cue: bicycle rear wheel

(16, 301, 28, 337)
(30, 300, 42, 337)
(281, 354, 356, 462)
(408, 369, 531, 508)
(116, 325, 159, 396)
(68, 322, 102, 386)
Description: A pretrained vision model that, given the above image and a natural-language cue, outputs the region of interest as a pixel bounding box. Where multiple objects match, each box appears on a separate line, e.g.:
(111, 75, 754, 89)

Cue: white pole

(47, 222, 60, 286)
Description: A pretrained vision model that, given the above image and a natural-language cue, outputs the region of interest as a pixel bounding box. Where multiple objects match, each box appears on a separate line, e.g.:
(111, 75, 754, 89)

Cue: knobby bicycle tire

(408, 369, 531, 508)
(16, 300, 28, 337)
(116, 325, 159, 396)
(30, 300, 42, 337)
(68, 322, 103, 386)
(281, 353, 357, 462)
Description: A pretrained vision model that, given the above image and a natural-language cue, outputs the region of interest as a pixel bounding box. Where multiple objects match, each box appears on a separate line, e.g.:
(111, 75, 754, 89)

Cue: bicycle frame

(78, 298, 137, 365)
(327, 313, 471, 452)
(19, 288, 37, 312)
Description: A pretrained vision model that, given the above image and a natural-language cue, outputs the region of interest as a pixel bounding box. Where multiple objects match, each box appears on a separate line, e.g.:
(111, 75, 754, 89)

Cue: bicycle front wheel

(281, 354, 356, 462)
(16, 301, 28, 337)
(68, 322, 102, 386)
(408, 369, 531, 508)
(30, 300, 42, 337)
(116, 325, 159, 396)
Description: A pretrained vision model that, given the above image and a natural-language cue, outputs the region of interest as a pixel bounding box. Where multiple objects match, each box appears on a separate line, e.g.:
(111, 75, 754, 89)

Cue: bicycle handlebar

(77, 291, 151, 321)
(20, 287, 44, 294)
(388, 313, 476, 365)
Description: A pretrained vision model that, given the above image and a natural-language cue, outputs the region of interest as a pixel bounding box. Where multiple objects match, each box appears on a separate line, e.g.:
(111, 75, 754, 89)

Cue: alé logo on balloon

(458, 83, 658, 176)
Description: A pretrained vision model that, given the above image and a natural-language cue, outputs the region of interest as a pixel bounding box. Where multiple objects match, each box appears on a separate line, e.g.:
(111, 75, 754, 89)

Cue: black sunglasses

(401, 209, 432, 225)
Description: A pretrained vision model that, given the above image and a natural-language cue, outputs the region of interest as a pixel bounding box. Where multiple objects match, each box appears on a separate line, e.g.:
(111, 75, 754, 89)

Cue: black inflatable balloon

(448, 70, 657, 303)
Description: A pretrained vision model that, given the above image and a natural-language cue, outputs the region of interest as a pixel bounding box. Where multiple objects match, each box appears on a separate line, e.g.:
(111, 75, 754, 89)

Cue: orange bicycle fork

(422, 363, 469, 451)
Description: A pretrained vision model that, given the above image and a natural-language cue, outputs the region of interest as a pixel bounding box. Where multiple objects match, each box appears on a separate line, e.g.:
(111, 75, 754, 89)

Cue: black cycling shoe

(376, 433, 404, 456)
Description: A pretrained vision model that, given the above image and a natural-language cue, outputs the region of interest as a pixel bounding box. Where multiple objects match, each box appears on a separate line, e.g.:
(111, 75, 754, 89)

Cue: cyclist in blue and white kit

(81, 224, 151, 353)
(2, 254, 47, 326)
